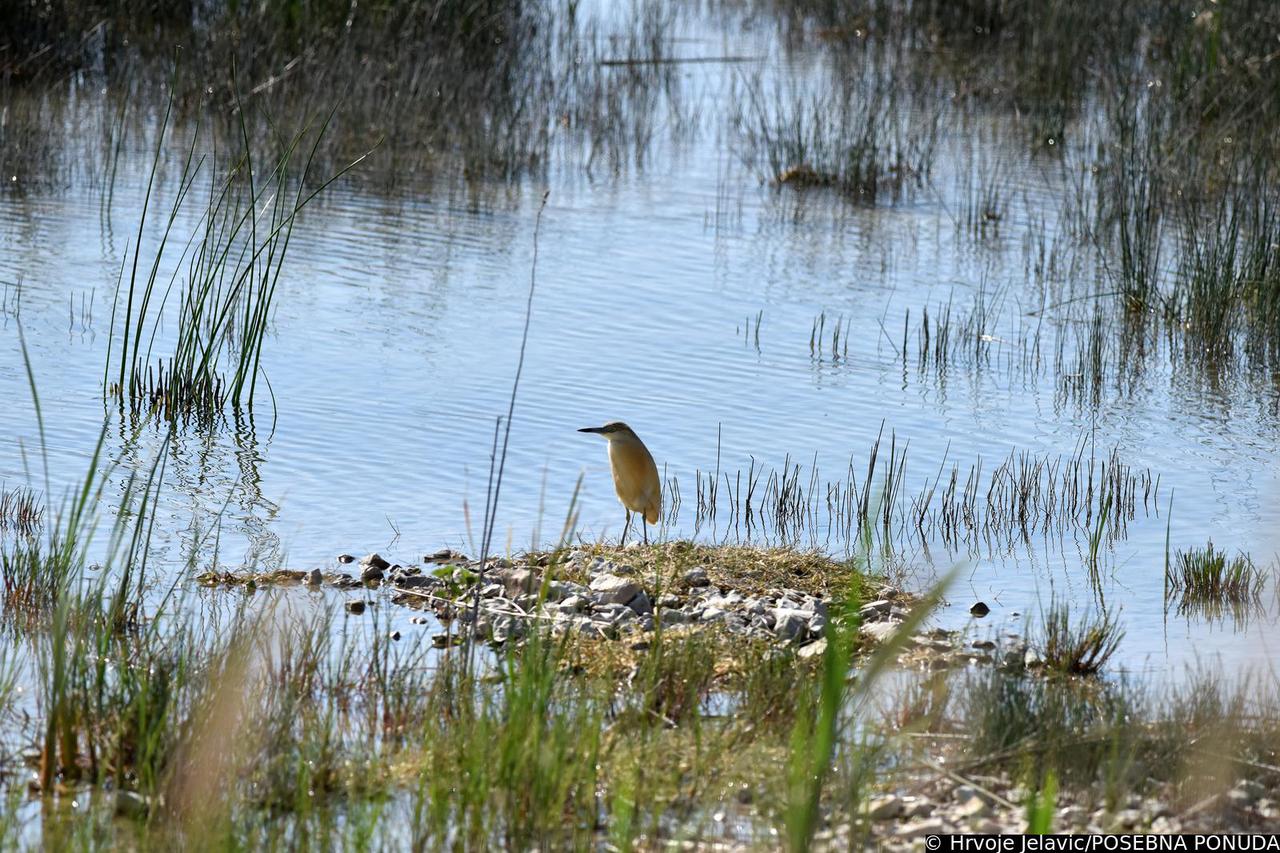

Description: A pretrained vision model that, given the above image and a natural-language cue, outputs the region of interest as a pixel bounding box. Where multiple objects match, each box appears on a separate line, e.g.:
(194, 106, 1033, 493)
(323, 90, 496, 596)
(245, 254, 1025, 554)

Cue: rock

(361, 564, 385, 583)
(860, 622, 899, 642)
(901, 797, 934, 819)
(656, 593, 682, 608)
(394, 575, 438, 591)
(431, 633, 457, 648)
(773, 608, 811, 641)
(546, 580, 587, 601)
(1057, 805, 1086, 827)
(970, 601, 991, 616)
(627, 590, 653, 615)
(597, 603, 636, 623)
(955, 797, 990, 819)
(880, 586, 901, 599)
(954, 786, 993, 807)
(707, 591, 744, 609)
(1230, 780, 1266, 806)
(345, 600, 367, 615)
(972, 639, 996, 650)
(559, 595, 588, 614)
(410, 615, 430, 625)
(337, 554, 356, 564)
(797, 638, 828, 659)
(389, 630, 401, 641)
(425, 548, 465, 563)
(115, 790, 151, 819)
(860, 600, 892, 620)
(808, 613, 827, 636)
(969, 818, 1001, 833)
(683, 567, 710, 586)
(894, 817, 948, 839)
(499, 568, 536, 597)
(865, 794, 903, 820)
(306, 568, 323, 586)
(361, 553, 390, 571)
(701, 606, 727, 623)
(589, 573, 642, 605)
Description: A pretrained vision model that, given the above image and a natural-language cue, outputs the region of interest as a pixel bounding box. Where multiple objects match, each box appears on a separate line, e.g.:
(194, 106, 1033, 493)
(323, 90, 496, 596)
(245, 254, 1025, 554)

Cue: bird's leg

(621, 510, 632, 547)
(642, 518, 649, 545)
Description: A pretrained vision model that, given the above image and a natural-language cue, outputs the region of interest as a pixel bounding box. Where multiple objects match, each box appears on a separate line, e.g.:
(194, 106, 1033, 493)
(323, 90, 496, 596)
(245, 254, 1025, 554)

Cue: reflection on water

(1, 4, 1279, 683)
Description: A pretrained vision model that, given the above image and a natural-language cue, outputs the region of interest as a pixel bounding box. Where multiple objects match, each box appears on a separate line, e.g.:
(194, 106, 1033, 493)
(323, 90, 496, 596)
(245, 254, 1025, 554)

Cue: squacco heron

(578, 421, 661, 545)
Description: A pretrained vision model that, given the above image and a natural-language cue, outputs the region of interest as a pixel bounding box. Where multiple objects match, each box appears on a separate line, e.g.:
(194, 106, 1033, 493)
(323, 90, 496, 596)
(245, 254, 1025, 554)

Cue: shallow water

(2, 3, 1278, 683)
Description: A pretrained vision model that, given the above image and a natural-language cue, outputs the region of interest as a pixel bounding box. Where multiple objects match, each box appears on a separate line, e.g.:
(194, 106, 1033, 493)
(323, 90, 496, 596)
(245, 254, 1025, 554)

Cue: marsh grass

(734, 52, 940, 203)
(0, 485, 41, 534)
(1, 0, 685, 191)
(104, 95, 362, 418)
(1167, 543, 1267, 608)
(680, 431, 1155, 558)
(1037, 602, 1123, 676)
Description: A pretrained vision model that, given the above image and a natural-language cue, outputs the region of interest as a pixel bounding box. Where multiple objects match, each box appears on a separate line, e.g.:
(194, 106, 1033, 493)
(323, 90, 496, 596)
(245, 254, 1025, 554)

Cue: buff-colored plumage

(578, 421, 662, 544)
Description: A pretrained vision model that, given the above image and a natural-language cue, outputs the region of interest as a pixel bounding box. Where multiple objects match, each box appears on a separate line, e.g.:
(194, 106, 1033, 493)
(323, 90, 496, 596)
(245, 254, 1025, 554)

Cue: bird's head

(578, 421, 635, 441)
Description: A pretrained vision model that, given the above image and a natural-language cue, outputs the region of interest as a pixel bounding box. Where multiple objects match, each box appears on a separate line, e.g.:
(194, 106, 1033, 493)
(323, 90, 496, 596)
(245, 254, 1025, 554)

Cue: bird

(578, 421, 661, 546)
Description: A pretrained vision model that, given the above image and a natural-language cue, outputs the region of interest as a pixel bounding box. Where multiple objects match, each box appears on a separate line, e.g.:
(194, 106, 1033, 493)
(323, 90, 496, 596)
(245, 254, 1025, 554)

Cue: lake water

(2, 2, 1278, 681)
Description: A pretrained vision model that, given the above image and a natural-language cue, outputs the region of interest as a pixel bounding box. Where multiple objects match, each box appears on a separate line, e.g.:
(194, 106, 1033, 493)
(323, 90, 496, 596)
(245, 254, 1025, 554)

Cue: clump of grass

(734, 55, 939, 203)
(0, 485, 42, 534)
(105, 95, 361, 418)
(1167, 542, 1267, 606)
(1037, 602, 1123, 676)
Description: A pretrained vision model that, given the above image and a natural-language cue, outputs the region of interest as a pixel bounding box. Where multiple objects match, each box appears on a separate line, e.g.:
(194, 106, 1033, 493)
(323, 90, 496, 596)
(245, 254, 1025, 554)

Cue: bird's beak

(578, 426, 606, 435)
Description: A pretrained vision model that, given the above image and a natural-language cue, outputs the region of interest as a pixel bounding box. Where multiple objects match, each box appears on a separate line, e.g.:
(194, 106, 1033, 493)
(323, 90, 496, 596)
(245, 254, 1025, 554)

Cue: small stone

(559, 595, 588, 614)
(970, 601, 991, 616)
(115, 790, 150, 819)
(683, 567, 710, 587)
(1231, 780, 1266, 806)
(410, 615, 430, 625)
(306, 568, 323, 586)
(337, 554, 356, 564)
(545, 580, 586, 601)
(589, 573, 642, 605)
(656, 593, 682, 608)
(345, 600, 367, 615)
(701, 606, 727, 623)
(972, 639, 996, 650)
(499, 568, 536, 597)
(431, 633, 456, 648)
(865, 795, 903, 820)
(955, 797, 990, 819)
(627, 590, 653, 615)
(954, 786, 993, 807)
(797, 638, 828, 659)
(901, 797, 934, 819)
(361, 564, 385, 583)
(389, 630, 401, 641)
(361, 553, 390, 570)
(860, 600, 892, 618)
(895, 817, 948, 839)
(773, 608, 811, 641)
(860, 622, 899, 642)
